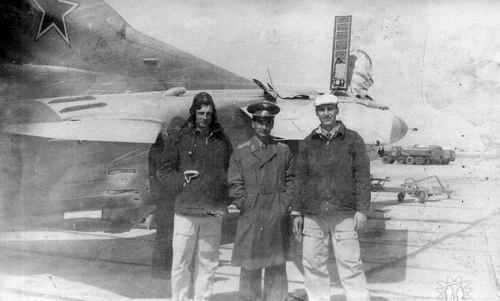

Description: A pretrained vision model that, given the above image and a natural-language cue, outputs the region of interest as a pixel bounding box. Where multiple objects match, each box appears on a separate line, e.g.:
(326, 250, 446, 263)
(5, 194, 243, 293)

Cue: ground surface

(0, 156, 499, 300)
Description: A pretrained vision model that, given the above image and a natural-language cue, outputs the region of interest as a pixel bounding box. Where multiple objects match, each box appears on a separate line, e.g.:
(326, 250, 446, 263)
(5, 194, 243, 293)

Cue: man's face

(195, 104, 213, 130)
(252, 117, 274, 139)
(315, 104, 338, 128)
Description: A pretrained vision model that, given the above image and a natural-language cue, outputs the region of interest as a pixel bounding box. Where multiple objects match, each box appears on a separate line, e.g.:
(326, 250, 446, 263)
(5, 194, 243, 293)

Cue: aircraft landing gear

(417, 191, 428, 203)
(397, 192, 405, 202)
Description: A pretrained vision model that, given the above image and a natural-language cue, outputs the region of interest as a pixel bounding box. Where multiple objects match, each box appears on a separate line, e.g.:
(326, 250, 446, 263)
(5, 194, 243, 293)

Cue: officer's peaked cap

(247, 101, 280, 117)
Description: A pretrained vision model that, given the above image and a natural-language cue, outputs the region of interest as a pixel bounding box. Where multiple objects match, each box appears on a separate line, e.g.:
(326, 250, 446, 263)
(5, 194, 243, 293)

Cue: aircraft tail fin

(0, 0, 252, 101)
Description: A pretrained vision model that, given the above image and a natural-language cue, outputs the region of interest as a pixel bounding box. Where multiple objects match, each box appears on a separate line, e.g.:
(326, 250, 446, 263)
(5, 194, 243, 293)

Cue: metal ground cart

(371, 175, 453, 203)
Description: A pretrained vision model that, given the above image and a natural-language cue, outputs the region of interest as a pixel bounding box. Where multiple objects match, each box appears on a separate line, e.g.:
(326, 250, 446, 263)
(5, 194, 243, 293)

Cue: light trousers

(171, 213, 222, 301)
(302, 214, 370, 301)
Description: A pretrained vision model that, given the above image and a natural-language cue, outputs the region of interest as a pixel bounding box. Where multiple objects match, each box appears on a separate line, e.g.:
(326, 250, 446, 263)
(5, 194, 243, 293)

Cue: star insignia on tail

(33, 0, 80, 46)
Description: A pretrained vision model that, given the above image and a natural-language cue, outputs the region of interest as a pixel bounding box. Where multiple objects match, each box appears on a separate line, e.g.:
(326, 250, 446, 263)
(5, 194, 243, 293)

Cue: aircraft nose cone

(390, 116, 408, 143)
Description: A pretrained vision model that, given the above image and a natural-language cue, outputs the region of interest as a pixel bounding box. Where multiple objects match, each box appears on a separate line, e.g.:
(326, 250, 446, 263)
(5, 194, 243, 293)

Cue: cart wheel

(418, 192, 427, 203)
(415, 157, 425, 165)
(382, 155, 392, 164)
(397, 192, 405, 202)
(405, 156, 415, 165)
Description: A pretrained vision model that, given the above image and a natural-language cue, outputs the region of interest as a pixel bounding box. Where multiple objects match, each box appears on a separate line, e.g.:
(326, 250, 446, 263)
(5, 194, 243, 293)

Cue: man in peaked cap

(291, 94, 371, 301)
(228, 101, 294, 301)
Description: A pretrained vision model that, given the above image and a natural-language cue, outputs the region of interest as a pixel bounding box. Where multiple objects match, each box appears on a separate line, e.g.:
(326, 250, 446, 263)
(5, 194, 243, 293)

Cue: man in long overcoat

(228, 101, 295, 301)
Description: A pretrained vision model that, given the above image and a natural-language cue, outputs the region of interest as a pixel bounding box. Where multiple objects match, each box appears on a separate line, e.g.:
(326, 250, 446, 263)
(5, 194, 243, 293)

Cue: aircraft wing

(1, 92, 182, 143)
(2, 89, 267, 145)
(3, 120, 161, 144)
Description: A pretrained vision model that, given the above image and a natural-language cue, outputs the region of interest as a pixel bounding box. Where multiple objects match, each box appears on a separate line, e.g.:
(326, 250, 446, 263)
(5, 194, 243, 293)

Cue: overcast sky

(107, 0, 500, 153)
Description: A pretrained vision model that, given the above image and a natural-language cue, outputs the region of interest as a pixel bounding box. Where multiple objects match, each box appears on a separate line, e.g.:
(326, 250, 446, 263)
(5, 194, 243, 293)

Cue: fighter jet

(0, 2, 407, 232)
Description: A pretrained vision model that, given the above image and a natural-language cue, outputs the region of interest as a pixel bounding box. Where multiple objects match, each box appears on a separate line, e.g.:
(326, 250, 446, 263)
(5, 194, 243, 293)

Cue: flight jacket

(156, 123, 232, 215)
(291, 121, 371, 216)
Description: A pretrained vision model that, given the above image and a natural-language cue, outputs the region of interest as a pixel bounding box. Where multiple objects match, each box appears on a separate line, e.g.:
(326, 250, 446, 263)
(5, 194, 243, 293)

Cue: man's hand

(354, 211, 367, 230)
(292, 216, 303, 242)
(206, 209, 226, 219)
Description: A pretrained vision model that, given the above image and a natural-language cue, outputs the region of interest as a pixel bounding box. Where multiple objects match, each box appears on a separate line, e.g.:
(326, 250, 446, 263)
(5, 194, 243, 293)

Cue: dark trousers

(152, 224, 173, 273)
(151, 204, 174, 277)
(239, 265, 288, 301)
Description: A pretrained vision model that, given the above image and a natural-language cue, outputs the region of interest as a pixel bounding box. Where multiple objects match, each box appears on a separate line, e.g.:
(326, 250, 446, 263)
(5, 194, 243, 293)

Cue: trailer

(371, 175, 453, 203)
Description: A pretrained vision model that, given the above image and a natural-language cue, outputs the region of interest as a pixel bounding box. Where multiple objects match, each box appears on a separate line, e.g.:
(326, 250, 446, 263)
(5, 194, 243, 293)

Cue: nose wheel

(417, 191, 428, 203)
(397, 192, 405, 202)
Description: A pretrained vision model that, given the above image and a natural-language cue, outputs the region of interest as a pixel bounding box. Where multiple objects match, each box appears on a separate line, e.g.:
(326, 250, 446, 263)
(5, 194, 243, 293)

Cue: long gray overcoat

(227, 136, 294, 269)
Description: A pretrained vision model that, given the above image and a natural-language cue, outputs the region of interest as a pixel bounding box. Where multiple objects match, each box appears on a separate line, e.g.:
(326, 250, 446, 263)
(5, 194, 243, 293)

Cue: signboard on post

(330, 15, 352, 91)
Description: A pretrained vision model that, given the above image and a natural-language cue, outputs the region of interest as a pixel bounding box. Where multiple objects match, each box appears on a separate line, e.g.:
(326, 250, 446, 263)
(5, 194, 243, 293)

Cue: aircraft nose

(390, 116, 408, 143)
